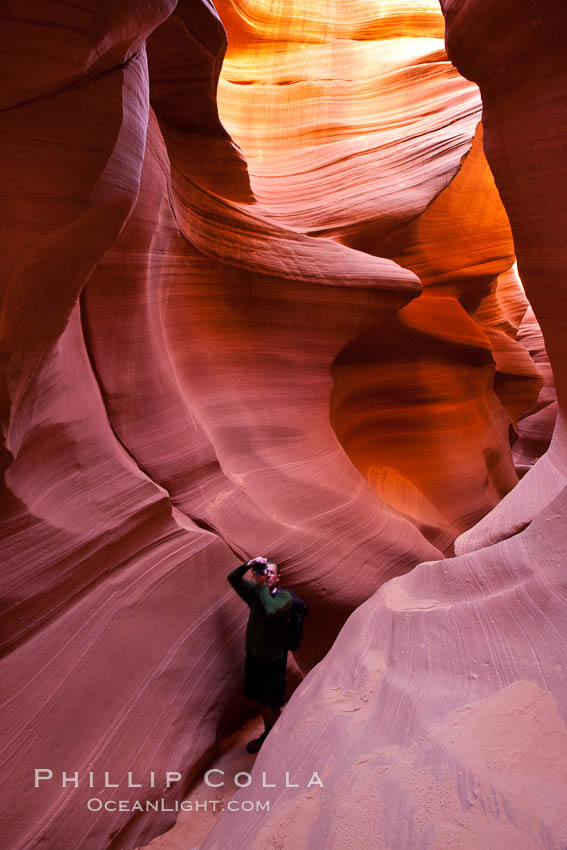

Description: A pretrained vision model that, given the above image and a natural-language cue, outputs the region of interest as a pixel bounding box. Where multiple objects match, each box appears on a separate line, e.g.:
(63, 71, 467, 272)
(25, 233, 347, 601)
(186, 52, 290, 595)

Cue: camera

(252, 562, 267, 575)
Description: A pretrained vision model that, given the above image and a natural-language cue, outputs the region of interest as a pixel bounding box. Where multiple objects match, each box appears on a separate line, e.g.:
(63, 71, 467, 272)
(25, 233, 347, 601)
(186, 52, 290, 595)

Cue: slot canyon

(1, 1, 566, 848)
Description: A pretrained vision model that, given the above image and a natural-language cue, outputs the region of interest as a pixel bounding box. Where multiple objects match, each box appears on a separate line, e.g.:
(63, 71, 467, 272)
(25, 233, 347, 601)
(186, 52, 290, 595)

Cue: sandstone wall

(0, 1, 561, 848)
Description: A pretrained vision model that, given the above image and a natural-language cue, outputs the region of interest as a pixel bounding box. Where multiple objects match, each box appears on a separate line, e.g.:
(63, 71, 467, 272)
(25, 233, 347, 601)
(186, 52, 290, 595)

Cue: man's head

(264, 561, 280, 590)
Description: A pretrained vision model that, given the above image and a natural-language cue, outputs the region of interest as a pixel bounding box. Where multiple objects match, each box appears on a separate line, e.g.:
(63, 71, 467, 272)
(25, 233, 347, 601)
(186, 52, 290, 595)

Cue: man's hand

(247, 556, 268, 566)
(247, 556, 268, 584)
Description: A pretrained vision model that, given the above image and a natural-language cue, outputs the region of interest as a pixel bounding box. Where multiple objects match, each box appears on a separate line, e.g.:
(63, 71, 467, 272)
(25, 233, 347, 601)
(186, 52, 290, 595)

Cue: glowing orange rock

(0, 1, 561, 849)
(203, 2, 567, 848)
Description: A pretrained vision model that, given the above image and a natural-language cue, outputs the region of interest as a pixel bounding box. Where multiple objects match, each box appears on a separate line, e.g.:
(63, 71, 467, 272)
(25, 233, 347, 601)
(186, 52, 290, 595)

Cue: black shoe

(246, 731, 268, 754)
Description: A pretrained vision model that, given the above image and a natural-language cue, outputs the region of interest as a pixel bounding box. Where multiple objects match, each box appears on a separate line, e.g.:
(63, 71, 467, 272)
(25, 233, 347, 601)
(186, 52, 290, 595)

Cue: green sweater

(228, 562, 292, 660)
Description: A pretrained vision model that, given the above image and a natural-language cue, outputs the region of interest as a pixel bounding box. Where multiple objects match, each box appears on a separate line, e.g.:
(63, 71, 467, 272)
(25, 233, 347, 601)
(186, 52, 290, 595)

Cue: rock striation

(0, 1, 561, 849)
(202, 1, 567, 848)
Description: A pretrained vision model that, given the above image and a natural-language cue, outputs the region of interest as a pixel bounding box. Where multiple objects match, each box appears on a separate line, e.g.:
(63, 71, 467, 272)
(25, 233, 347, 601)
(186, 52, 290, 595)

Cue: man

(228, 556, 292, 753)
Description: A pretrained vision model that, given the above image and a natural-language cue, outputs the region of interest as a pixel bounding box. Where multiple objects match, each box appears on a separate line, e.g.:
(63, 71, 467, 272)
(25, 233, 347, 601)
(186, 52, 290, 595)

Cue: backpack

(283, 589, 308, 651)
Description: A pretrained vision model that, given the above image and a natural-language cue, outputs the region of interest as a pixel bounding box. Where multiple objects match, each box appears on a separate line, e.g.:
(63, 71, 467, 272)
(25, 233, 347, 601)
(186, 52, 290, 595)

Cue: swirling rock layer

(216, 1, 543, 549)
(203, 1, 567, 848)
(0, 1, 560, 849)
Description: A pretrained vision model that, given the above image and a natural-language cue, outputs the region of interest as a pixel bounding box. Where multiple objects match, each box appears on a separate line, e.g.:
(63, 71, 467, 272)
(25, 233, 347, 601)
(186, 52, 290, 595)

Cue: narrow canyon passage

(1, 2, 565, 850)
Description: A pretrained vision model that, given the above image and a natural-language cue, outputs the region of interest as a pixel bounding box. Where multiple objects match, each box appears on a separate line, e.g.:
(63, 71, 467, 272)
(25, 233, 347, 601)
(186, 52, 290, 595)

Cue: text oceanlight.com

(86, 798, 271, 813)
(33, 768, 325, 812)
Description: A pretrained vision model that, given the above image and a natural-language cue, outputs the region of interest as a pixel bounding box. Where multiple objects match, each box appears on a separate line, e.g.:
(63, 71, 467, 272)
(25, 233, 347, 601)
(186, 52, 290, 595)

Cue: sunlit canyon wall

(0, 1, 564, 849)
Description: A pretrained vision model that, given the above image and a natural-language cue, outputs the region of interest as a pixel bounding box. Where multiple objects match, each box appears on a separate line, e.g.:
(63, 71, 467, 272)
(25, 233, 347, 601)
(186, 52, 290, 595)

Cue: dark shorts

(244, 653, 287, 709)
